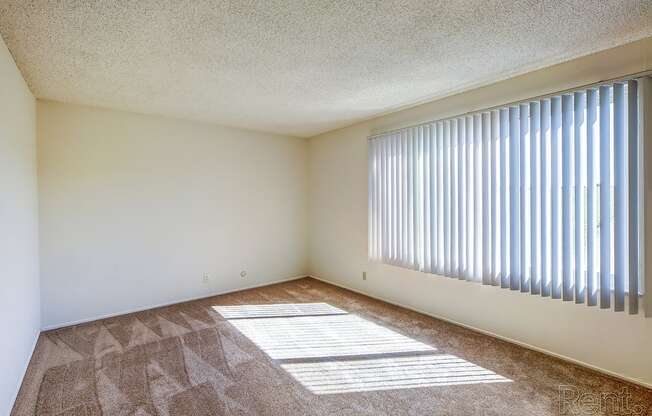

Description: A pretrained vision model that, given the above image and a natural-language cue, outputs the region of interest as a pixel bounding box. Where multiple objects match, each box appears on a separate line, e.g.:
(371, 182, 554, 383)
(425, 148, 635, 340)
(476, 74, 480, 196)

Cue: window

(368, 78, 647, 314)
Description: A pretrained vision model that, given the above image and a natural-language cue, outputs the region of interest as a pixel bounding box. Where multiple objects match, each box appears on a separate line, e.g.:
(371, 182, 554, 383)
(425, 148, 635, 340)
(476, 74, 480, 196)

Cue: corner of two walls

(0, 38, 40, 415)
(3, 68, 311, 411)
(305, 37, 652, 387)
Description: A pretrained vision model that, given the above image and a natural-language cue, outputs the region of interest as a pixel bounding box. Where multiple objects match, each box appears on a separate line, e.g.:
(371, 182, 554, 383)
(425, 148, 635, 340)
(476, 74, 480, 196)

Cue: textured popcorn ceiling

(1, 1, 651, 137)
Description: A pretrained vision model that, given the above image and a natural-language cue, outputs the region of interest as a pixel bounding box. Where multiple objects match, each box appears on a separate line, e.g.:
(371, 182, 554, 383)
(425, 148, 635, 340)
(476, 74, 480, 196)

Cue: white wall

(0, 39, 40, 415)
(308, 37, 652, 386)
(38, 101, 308, 329)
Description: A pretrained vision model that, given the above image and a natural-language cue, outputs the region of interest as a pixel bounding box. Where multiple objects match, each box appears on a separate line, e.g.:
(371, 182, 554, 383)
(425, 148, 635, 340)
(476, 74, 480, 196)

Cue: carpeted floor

(12, 277, 652, 415)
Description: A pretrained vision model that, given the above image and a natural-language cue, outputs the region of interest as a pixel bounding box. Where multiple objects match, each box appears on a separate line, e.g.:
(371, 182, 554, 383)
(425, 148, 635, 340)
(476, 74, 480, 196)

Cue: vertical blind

(368, 79, 645, 313)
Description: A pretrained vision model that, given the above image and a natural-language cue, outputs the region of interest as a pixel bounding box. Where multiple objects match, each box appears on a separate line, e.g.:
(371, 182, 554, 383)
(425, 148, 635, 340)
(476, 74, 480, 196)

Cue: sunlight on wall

(214, 303, 511, 394)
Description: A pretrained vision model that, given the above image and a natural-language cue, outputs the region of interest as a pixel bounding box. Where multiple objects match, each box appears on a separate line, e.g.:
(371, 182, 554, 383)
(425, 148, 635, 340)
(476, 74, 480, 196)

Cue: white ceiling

(1, 1, 651, 137)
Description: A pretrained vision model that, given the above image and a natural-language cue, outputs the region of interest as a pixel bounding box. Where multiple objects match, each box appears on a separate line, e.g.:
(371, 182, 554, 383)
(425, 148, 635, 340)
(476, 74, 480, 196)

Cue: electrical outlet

(203, 273, 210, 283)
(362, 271, 367, 281)
(240, 270, 247, 278)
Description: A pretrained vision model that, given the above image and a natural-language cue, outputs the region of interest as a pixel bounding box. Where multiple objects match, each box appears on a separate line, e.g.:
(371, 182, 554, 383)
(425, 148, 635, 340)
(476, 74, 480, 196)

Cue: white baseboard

(308, 275, 652, 390)
(42, 275, 308, 331)
(8, 330, 40, 416)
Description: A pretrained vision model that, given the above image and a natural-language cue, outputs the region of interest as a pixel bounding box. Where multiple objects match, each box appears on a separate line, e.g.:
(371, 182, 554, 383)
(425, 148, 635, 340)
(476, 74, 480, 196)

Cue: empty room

(1, 1, 652, 415)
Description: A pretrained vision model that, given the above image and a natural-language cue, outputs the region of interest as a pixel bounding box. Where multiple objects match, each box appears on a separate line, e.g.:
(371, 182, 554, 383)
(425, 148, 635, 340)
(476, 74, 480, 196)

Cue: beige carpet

(12, 277, 652, 415)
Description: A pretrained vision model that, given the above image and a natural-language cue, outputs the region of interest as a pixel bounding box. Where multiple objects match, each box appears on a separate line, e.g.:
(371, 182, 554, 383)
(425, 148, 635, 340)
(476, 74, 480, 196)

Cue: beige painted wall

(38, 101, 309, 329)
(0, 38, 40, 414)
(308, 37, 652, 386)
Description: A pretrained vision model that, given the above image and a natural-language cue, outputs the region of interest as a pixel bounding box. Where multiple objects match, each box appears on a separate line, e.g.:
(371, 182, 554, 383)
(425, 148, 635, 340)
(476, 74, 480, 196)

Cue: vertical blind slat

(376, 139, 381, 260)
(388, 135, 394, 263)
(417, 128, 422, 268)
(541, 99, 551, 297)
(562, 94, 573, 301)
(599, 85, 612, 309)
(500, 109, 509, 288)
(411, 129, 416, 268)
(399, 132, 409, 263)
(389, 134, 398, 264)
(437, 122, 444, 273)
(398, 133, 404, 265)
(465, 117, 472, 280)
(574, 91, 585, 303)
(613, 84, 626, 312)
(376, 138, 386, 260)
(520, 104, 529, 292)
(586, 89, 598, 306)
(423, 126, 431, 272)
(401, 129, 414, 267)
(369, 140, 375, 259)
(383, 137, 388, 261)
(430, 124, 438, 273)
(443, 122, 451, 274)
(458, 119, 467, 279)
(469, 118, 473, 279)
(474, 114, 482, 281)
(551, 97, 562, 299)
(451, 121, 459, 275)
(491, 111, 499, 285)
(397, 133, 401, 264)
(509, 107, 520, 290)
(628, 80, 639, 314)
(389, 134, 394, 263)
(393, 133, 399, 264)
(530, 102, 541, 294)
(410, 129, 415, 268)
(482, 112, 491, 285)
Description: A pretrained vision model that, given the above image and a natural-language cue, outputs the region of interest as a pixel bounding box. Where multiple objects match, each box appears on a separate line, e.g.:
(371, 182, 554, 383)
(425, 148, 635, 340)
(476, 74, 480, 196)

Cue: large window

(368, 78, 648, 314)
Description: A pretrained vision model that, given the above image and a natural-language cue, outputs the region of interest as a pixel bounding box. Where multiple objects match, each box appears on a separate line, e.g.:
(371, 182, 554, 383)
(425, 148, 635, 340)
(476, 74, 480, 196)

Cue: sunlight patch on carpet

(222, 314, 435, 359)
(214, 303, 511, 394)
(281, 354, 512, 394)
(213, 303, 346, 319)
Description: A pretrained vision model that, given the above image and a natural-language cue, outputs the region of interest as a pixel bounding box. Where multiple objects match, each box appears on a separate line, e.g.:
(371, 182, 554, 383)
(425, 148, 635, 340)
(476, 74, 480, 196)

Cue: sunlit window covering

(368, 79, 644, 313)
